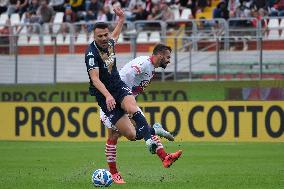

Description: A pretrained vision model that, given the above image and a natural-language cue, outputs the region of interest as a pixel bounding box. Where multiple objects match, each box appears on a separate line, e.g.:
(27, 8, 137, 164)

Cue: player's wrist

(105, 94, 113, 99)
(117, 16, 125, 22)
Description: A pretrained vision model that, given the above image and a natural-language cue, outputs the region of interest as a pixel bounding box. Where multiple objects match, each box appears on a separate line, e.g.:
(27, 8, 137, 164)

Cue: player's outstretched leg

(122, 96, 158, 154)
(151, 135, 182, 168)
(163, 150, 183, 168)
(132, 111, 158, 153)
(151, 135, 167, 159)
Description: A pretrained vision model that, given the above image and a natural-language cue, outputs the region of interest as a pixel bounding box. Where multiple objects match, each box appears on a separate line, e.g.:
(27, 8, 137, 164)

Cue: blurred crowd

(0, 0, 214, 25)
(213, 0, 284, 20)
(0, 0, 283, 26)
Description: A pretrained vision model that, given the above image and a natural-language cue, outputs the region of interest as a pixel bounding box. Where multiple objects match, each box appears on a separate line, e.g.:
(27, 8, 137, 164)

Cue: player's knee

(125, 128, 136, 141)
(125, 133, 136, 141)
(122, 97, 137, 114)
(124, 104, 138, 115)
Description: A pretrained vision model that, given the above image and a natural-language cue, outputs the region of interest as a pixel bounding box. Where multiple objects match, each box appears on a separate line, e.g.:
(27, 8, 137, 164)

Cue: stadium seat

(280, 19, 284, 39)
(42, 23, 50, 34)
(56, 34, 65, 44)
(43, 35, 52, 45)
(267, 18, 280, 39)
(17, 35, 28, 45)
(28, 35, 40, 45)
(10, 13, 20, 25)
(180, 8, 192, 20)
(281, 31, 284, 39)
(0, 13, 8, 29)
(63, 34, 71, 44)
(171, 7, 180, 20)
(117, 33, 124, 43)
(20, 13, 26, 23)
(267, 29, 280, 39)
(17, 23, 27, 38)
(54, 12, 64, 23)
(280, 19, 284, 27)
(53, 12, 64, 33)
(149, 31, 161, 42)
(75, 33, 88, 44)
(10, 13, 20, 33)
(268, 18, 279, 28)
(137, 32, 148, 42)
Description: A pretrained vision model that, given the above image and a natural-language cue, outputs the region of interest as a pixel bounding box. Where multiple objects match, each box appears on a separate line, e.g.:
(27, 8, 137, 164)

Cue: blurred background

(0, 0, 284, 84)
(0, 1, 283, 188)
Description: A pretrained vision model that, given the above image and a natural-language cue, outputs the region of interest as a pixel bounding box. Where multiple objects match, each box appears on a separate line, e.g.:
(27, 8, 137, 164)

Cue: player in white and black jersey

(101, 44, 182, 184)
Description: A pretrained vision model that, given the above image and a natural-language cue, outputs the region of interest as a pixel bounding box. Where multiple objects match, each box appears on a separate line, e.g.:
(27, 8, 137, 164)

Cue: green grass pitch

(0, 141, 283, 189)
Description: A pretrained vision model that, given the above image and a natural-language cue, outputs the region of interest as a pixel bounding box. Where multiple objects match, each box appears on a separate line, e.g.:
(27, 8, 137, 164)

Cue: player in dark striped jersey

(85, 7, 159, 166)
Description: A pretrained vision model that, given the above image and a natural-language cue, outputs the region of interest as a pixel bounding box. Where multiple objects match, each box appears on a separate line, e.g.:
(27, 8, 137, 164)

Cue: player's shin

(105, 139, 118, 175)
(151, 135, 167, 161)
(132, 111, 151, 141)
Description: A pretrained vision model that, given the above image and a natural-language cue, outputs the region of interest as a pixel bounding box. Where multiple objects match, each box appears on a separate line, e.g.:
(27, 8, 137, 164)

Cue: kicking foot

(146, 138, 158, 154)
(163, 150, 182, 168)
(153, 123, 174, 141)
(112, 172, 126, 184)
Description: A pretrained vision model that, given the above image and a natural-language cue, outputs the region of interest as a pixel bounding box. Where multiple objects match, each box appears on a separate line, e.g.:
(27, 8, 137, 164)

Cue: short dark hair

(93, 22, 109, 31)
(152, 44, 172, 55)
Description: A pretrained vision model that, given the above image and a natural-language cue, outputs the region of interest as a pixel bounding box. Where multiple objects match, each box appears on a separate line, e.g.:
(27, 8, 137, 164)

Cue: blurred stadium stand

(0, 0, 283, 83)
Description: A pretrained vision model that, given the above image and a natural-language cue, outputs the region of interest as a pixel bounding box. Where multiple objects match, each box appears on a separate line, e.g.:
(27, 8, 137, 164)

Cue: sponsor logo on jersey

(131, 65, 141, 74)
(104, 53, 115, 67)
(101, 52, 115, 73)
(89, 58, 95, 66)
(87, 52, 94, 56)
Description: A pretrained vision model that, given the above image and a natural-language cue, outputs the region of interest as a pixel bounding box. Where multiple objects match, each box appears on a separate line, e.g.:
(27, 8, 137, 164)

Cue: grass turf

(0, 141, 283, 189)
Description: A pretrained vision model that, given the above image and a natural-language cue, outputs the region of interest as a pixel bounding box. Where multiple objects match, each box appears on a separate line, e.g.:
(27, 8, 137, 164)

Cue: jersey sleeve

(85, 50, 99, 72)
(122, 62, 143, 87)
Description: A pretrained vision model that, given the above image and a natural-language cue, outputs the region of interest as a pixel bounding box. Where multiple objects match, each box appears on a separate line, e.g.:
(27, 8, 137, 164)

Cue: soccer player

(85, 7, 160, 158)
(101, 44, 183, 184)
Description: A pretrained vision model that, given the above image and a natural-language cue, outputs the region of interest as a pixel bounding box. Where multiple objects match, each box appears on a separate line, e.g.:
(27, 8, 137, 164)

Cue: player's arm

(111, 7, 125, 43)
(86, 53, 115, 111)
(89, 69, 116, 111)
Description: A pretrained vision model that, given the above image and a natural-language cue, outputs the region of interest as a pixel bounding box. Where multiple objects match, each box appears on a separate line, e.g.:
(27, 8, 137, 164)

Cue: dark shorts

(90, 81, 133, 125)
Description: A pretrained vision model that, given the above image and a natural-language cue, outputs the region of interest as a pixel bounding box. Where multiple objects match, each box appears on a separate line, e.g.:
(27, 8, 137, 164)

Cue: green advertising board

(0, 80, 284, 102)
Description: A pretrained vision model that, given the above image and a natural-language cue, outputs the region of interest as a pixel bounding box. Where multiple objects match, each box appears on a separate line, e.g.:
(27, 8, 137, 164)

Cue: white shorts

(100, 106, 144, 131)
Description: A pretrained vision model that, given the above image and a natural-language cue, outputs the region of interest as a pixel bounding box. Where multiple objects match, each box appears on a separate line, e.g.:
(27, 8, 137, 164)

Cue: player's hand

(113, 7, 124, 19)
(106, 95, 116, 111)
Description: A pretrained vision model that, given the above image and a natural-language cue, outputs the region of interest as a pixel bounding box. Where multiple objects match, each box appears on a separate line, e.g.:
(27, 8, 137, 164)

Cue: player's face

(94, 28, 110, 49)
(159, 50, 171, 69)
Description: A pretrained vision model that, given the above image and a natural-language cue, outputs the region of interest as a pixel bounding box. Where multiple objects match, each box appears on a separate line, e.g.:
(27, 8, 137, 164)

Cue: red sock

(151, 135, 167, 161)
(105, 139, 118, 175)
